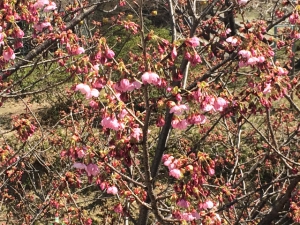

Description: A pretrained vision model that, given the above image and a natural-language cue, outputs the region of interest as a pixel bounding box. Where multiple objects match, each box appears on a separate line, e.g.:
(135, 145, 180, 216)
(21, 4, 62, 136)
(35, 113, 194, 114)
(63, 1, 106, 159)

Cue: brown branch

(257, 176, 300, 225)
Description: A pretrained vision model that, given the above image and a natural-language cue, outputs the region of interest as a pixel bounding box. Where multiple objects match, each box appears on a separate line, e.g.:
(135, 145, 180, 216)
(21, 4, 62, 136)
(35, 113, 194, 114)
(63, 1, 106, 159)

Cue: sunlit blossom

(107, 186, 118, 195)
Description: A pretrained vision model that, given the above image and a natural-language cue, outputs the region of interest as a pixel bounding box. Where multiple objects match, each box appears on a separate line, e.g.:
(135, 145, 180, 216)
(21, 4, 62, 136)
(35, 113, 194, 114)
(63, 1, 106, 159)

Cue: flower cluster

(75, 83, 99, 99)
(73, 162, 99, 177)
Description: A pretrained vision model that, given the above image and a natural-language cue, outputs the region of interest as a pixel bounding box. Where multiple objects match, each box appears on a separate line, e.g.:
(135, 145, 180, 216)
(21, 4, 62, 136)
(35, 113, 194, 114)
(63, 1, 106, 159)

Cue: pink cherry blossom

(44, 2, 57, 12)
(75, 47, 85, 55)
(181, 212, 196, 221)
(171, 46, 177, 59)
(169, 168, 182, 179)
(114, 204, 123, 213)
(170, 104, 189, 115)
(226, 36, 238, 46)
(131, 128, 142, 141)
(238, 50, 251, 59)
(177, 199, 190, 208)
(238, 0, 248, 5)
(75, 83, 99, 99)
(3, 47, 15, 61)
(247, 57, 259, 65)
(86, 164, 99, 176)
(77, 148, 86, 158)
(208, 167, 215, 176)
(262, 83, 271, 94)
(105, 48, 115, 59)
(101, 117, 121, 130)
(190, 53, 202, 66)
(73, 162, 87, 170)
(203, 200, 214, 209)
(185, 36, 200, 47)
(171, 119, 189, 130)
(33, 0, 49, 9)
(33, 22, 51, 32)
(15, 28, 24, 38)
(141, 72, 160, 85)
(257, 56, 265, 63)
(188, 114, 207, 124)
(277, 67, 288, 75)
(214, 97, 228, 112)
(107, 186, 118, 195)
(0, 32, 4, 46)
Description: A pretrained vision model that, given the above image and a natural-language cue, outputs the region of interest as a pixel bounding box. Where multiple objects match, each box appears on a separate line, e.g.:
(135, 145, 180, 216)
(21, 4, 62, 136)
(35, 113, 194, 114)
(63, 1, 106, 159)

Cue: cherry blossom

(44, 2, 57, 12)
(105, 48, 115, 59)
(101, 116, 121, 130)
(73, 162, 87, 170)
(75, 83, 99, 99)
(185, 37, 200, 47)
(141, 72, 161, 85)
(226, 36, 238, 46)
(86, 164, 100, 176)
(169, 169, 182, 179)
(177, 199, 191, 208)
(171, 119, 189, 130)
(33, 0, 49, 9)
(3, 47, 15, 61)
(131, 128, 142, 141)
(107, 186, 118, 195)
(213, 97, 228, 112)
(170, 104, 189, 115)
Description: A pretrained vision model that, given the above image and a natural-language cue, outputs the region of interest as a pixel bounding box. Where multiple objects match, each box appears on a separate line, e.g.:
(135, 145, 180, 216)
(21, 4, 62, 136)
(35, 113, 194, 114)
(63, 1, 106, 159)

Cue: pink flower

(262, 83, 271, 94)
(257, 56, 265, 63)
(73, 162, 87, 170)
(169, 168, 182, 179)
(141, 72, 160, 85)
(247, 57, 258, 65)
(75, 83, 99, 99)
(171, 119, 189, 130)
(163, 156, 174, 167)
(118, 109, 128, 119)
(0, 32, 4, 46)
(107, 186, 118, 195)
(171, 46, 177, 59)
(101, 117, 120, 130)
(15, 28, 24, 38)
(226, 36, 238, 46)
(75, 47, 85, 55)
(208, 167, 215, 176)
(44, 2, 57, 12)
(188, 114, 207, 124)
(33, 0, 49, 9)
(214, 97, 228, 112)
(114, 204, 123, 213)
(238, 50, 251, 59)
(181, 213, 196, 221)
(116, 79, 132, 92)
(89, 100, 99, 109)
(238, 0, 248, 5)
(119, 0, 126, 6)
(190, 53, 202, 66)
(177, 199, 190, 208)
(203, 200, 214, 209)
(3, 47, 15, 61)
(34, 22, 51, 32)
(170, 104, 189, 115)
(131, 128, 142, 141)
(185, 37, 200, 47)
(86, 164, 99, 176)
(277, 67, 288, 75)
(105, 48, 115, 59)
(77, 148, 86, 158)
